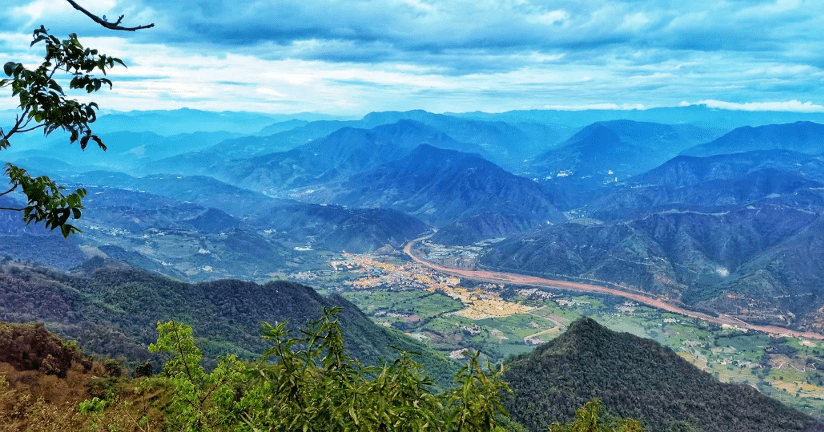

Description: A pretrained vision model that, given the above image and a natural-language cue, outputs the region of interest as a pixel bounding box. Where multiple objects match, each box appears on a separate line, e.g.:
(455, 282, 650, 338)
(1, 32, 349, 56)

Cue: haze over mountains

(5, 105, 824, 428)
(4, 107, 824, 322)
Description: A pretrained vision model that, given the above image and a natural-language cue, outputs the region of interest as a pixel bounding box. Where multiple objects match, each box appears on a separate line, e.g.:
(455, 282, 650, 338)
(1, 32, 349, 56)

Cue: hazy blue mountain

(585, 150, 824, 221)
(3, 157, 79, 176)
(457, 105, 824, 129)
(480, 205, 824, 330)
(504, 317, 819, 432)
(335, 144, 564, 234)
(208, 120, 485, 194)
(91, 108, 333, 135)
(359, 110, 572, 168)
(0, 169, 430, 280)
(249, 203, 429, 253)
(147, 110, 573, 177)
(0, 197, 88, 270)
(143, 119, 362, 175)
(6, 130, 238, 173)
(71, 171, 288, 218)
(76, 170, 428, 250)
(255, 119, 309, 135)
(0, 185, 292, 280)
(682, 121, 824, 157)
(635, 149, 824, 186)
(69, 171, 427, 251)
(527, 120, 717, 208)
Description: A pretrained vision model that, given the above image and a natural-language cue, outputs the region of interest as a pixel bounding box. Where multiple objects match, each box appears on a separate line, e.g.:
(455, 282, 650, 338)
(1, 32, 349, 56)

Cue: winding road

(403, 237, 824, 341)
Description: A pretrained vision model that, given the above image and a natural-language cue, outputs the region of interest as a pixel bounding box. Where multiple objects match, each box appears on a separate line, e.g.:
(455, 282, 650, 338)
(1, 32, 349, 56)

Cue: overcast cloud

(1, 0, 823, 115)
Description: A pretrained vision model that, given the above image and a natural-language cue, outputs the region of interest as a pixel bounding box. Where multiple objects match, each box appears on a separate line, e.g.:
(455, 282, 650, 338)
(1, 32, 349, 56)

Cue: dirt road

(403, 237, 824, 341)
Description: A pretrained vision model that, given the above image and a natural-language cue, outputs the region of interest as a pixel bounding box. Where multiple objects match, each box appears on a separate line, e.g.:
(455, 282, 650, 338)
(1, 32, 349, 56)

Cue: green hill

(503, 317, 821, 432)
(0, 260, 459, 388)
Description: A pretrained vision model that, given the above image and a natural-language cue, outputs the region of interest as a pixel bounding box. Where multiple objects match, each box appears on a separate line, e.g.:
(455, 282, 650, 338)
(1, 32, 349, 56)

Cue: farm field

(327, 250, 824, 420)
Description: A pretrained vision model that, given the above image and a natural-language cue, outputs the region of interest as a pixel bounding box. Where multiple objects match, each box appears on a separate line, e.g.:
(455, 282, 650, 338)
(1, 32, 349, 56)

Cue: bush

(149, 307, 513, 431)
(0, 322, 82, 378)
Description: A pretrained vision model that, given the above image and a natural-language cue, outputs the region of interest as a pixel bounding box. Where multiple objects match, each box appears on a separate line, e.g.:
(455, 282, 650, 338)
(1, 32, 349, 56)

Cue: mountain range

(480, 204, 824, 330)
(334, 144, 564, 231)
(682, 121, 824, 158)
(526, 120, 720, 208)
(6, 113, 824, 329)
(6, 108, 824, 423)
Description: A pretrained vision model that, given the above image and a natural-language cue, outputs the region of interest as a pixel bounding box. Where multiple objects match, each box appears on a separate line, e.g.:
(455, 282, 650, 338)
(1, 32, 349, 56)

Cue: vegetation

(0, 321, 90, 378)
(0, 262, 461, 387)
(148, 307, 512, 431)
(503, 317, 818, 432)
(0, 310, 520, 432)
(548, 399, 643, 432)
(0, 1, 151, 236)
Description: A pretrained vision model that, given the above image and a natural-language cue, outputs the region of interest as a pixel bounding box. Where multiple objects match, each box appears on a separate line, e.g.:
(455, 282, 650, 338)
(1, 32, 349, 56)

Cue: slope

(503, 317, 820, 432)
(336, 144, 564, 237)
(181, 120, 485, 195)
(0, 262, 460, 387)
(682, 121, 824, 158)
(586, 150, 824, 221)
(480, 205, 824, 330)
(528, 120, 715, 208)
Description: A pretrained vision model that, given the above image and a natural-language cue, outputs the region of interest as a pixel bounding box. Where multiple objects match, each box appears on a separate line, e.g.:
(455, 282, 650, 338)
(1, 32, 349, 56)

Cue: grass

(342, 290, 463, 319)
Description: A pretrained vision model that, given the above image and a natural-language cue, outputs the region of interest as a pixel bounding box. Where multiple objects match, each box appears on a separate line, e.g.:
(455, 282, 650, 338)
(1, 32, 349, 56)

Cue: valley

(303, 242, 824, 419)
(407, 236, 824, 341)
(6, 4, 824, 428)
(6, 107, 824, 428)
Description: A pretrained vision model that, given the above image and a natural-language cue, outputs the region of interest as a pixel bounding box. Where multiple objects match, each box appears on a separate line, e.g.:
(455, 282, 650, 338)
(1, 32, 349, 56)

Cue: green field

(340, 280, 824, 419)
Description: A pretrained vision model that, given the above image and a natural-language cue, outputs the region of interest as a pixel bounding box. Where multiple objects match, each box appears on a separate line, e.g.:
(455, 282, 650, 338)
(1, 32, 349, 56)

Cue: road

(403, 237, 824, 341)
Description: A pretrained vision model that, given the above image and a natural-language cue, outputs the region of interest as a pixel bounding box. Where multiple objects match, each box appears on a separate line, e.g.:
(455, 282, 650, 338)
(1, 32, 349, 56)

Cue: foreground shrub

(149, 307, 512, 431)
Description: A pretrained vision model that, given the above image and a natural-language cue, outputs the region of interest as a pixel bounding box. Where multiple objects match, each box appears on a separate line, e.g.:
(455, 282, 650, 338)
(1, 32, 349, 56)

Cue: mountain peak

(569, 122, 623, 145)
(539, 316, 621, 357)
(504, 316, 820, 432)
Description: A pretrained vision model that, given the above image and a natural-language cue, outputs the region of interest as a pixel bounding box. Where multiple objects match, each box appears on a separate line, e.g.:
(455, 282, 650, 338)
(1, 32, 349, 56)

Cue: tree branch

(17, 124, 46, 134)
(0, 185, 17, 198)
(65, 0, 155, 31)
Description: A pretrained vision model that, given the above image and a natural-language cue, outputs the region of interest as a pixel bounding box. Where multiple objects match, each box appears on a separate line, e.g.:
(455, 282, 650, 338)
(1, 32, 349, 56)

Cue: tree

(548, 399, 643, 432)
(0, 1, 152, 237)
(148, 307, 513, 431)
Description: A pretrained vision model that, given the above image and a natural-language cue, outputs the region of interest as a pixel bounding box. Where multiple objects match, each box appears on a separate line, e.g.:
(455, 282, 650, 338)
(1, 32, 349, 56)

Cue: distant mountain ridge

(682, 121, 824, 157)
(586, 149, 824, 220)
(335, 144, 564, 237)
(206, 120, 486, 194)
(527, 120, 719, 208)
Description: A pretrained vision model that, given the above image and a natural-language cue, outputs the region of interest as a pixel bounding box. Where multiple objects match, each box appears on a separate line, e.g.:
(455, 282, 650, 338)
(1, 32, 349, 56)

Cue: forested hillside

(503, 317, 820, 432)
(0, 260, 459, 387)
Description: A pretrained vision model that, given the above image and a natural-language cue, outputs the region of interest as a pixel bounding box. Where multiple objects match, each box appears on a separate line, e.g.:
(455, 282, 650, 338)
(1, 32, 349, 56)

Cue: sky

(1, 0, 823, 116)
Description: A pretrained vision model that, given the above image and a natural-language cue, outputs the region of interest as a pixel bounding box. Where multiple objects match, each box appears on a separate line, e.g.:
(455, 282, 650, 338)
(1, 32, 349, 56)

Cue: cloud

(688, 99, 824, 113)
(543, 103, 648, 111)
(1, 0, 824, 115)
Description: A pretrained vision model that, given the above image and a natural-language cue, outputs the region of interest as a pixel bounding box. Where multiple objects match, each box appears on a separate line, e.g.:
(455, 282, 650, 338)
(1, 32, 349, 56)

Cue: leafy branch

(1, 26, 128, 236)
(146, 308, 513, 431)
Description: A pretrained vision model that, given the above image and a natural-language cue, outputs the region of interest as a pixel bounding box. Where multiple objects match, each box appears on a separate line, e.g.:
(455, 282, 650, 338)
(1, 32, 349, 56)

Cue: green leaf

(3, 62, 17, 76)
